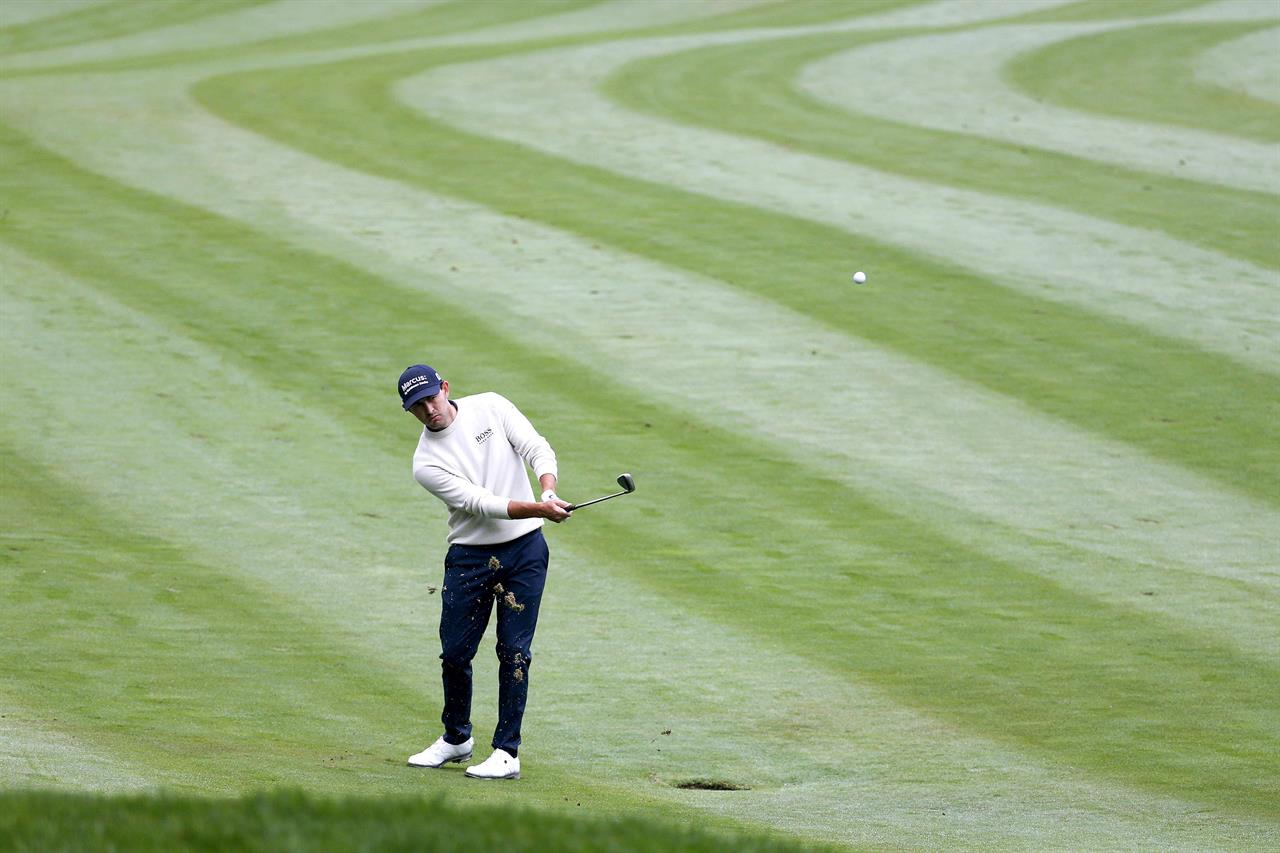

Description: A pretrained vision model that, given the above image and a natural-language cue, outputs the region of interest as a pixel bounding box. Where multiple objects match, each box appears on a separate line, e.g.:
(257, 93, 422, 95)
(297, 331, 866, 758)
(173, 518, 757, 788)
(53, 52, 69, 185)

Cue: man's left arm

(499, 396, 569, 509)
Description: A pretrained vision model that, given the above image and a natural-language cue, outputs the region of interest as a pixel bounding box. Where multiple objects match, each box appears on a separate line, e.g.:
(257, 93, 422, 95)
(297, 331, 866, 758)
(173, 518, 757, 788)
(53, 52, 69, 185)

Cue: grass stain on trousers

(439, 528, 548, 756)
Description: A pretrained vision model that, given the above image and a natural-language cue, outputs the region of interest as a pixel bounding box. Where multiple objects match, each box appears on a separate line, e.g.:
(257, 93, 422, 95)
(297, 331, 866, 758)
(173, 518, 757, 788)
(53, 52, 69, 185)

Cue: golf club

(565, 473, 635, 511)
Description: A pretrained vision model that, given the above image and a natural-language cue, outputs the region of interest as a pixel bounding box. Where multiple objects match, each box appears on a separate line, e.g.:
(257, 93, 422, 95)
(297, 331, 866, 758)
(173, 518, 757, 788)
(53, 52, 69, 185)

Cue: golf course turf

(1, 1, 1277, 850)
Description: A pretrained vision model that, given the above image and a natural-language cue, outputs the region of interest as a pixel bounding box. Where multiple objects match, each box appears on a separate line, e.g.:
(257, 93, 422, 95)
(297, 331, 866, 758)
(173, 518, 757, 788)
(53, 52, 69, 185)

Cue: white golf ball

(852, 271, 866, 284)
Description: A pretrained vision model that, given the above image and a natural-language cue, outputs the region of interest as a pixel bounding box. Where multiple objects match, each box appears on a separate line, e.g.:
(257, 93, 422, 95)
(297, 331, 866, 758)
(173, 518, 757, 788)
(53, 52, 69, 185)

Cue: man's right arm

(508, 497, 572, 523)
(414, 465, 510, 518)
(415, 465, 570, 522)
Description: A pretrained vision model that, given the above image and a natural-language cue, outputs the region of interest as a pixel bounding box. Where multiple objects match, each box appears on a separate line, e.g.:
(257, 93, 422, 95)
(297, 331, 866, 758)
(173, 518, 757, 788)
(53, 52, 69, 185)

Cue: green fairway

(1, 1, 1278, 850)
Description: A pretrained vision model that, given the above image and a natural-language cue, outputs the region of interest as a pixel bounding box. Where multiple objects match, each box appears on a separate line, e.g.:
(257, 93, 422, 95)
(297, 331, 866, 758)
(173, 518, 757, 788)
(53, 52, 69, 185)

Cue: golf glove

(540, 490, 559, 503)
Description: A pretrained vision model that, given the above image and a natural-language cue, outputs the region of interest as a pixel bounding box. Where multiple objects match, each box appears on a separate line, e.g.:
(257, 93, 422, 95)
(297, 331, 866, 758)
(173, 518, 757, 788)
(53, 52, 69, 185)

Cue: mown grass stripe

(1008, 20, 1280, 143)
(6, 65, 1277, 585)
(0, 0, 107, 30)
(798, 21, 1280, 193)
(21, 58, 1280, 647)
(0, 712, 161, 792)
(0, 0, 265, 57)
(1008, 0, 1213, 23)
(603, 29, 1279, 270)
(183, 52, 1280, 504)
(400, 37, 1278, 371)
(3, 92, 1275, 655)
(1196, 24, 1280, 105)
(1, 126, 1276, 818)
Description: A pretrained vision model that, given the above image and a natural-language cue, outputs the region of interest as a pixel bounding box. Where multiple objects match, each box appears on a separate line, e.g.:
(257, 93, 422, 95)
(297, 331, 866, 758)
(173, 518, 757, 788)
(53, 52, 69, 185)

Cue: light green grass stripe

(1010, 0, 1214, 22)
(1008, 19, 1280, 143)
(3, 129, 1277, 818)
(0, 0, 266, 57)
(4, 81, 1274, 659)
(187, 50, 1280, 506)
(0, 709, 162, 792)
(603, 29, 1279, 270)
(1197, 24, 1280, 104)
(0, 0, 107, 30)
(798, 20, 1280, 193)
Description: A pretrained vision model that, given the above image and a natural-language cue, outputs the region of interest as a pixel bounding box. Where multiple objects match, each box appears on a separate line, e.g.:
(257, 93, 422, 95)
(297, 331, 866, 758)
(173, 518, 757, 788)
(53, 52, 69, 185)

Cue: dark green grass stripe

(0, 0, 266, 57)
(2, 127, 1277, 815)
(1008, 21, 1280, 143)
(0, 789, 839, 853)
(602, 31, 1280, 269)
(643, 0, 930, 34)
(186, 56, 1280, 503)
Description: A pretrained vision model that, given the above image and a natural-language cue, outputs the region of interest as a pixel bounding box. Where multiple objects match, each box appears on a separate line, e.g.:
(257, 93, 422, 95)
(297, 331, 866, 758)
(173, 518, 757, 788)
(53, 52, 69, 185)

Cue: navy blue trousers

(439, 528, 548, 756)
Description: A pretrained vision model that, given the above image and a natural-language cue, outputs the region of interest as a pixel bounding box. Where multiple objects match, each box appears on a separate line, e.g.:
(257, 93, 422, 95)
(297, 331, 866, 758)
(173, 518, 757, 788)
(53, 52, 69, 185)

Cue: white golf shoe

(407, 736, 473, 768)
(465, 748, 520, 780)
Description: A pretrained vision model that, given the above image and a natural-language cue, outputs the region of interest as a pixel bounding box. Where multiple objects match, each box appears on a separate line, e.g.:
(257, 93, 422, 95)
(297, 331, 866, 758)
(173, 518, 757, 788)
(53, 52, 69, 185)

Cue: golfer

(398, 364, 571, 781)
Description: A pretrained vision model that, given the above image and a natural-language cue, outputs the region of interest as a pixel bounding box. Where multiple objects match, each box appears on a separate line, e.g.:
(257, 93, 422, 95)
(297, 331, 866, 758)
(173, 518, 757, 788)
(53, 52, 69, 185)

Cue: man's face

(409, 380, 455, 430)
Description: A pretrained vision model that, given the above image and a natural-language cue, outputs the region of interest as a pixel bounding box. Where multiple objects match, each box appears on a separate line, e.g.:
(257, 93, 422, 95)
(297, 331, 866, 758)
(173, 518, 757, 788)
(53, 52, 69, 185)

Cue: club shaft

(565, 489, 628, 511)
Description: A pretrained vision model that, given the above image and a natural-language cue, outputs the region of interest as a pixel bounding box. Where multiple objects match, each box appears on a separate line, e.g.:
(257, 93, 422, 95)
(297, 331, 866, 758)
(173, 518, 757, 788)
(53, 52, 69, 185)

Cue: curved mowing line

(1007, 20, 1280, 144)
(0, 0, 266, 57)
(603, 30, 1279, 270)
(185, 47, 1280, 506)
(3, 84, 1275, 653)
(798, 21, 1280, 192)
(11, 59, 1280, 655)
(403, 35, 1279, 372)
(1196, 25, 1280, 106)
(2, 126, 1278, 817)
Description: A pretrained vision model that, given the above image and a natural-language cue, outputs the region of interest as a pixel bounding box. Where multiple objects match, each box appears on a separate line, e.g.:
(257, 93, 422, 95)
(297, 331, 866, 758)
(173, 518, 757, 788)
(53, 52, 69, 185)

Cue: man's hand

(507, 495, 573, 522)
(540, 495, 573, 523)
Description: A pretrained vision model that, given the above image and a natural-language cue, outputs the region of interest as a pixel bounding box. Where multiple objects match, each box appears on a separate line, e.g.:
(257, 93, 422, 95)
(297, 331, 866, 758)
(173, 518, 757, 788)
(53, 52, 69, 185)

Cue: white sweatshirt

(412, 392, 558, 545)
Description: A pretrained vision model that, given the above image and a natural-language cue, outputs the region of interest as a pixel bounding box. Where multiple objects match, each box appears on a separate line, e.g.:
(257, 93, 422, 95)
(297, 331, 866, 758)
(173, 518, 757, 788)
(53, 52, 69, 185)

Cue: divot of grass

(672, 779, 752, 791)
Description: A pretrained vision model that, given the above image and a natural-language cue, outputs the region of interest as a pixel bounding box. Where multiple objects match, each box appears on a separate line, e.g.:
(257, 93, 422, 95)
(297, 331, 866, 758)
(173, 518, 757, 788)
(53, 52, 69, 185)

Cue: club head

(616, 473, 635, 493)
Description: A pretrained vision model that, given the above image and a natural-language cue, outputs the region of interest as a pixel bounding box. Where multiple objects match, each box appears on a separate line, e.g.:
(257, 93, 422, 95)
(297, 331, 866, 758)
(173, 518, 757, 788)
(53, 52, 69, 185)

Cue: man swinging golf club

(399, 364, 572, 780)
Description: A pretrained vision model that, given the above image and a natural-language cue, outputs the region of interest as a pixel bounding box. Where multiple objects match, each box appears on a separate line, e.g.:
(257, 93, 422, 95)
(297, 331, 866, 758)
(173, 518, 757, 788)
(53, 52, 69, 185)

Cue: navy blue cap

(398, 364, 443, 410)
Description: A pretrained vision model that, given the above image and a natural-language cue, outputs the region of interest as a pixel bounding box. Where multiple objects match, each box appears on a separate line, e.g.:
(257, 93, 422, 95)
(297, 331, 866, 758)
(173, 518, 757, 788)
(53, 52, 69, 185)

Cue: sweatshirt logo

(474, 427, 494, 445)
